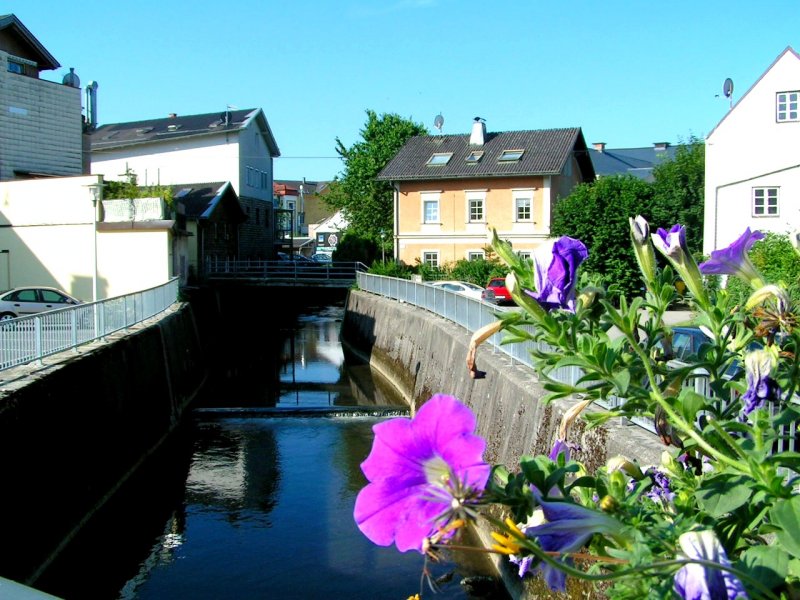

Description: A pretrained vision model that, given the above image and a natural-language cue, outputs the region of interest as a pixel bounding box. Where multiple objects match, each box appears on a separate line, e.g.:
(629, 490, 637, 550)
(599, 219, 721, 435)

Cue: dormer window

(136, 127, 153, 135)
(427, 153, 453, 166)
(499, 149, 524, 162)
(7, 61, 23, 74)
(777, 91, 799, 122)
(465, 151, 484, 164)
(167, 124, 182, 132)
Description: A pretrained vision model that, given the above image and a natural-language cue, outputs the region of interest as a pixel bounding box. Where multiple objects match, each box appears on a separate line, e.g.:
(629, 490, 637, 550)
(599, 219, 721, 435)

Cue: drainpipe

(392, 183, 400, 261)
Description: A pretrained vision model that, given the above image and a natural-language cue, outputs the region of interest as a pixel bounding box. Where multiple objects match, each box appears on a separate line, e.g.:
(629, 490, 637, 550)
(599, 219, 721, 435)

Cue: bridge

(204, 259, 367, 287)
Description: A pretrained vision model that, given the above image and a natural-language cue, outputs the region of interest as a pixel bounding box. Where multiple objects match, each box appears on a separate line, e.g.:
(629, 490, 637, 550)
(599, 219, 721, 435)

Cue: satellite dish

(723, 78, 734, 99)
(433, 113, 444, 133)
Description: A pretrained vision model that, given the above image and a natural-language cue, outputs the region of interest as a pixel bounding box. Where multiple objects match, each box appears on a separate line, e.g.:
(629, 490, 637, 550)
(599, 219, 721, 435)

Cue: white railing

(0, 278, 181, 371)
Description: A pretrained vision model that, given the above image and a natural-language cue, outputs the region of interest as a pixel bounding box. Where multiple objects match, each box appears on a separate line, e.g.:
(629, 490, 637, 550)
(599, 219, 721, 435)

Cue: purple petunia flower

(652, 224, 689, 262)
(548, 439, 579, 462)
(741, 349, 781, 416)
(527, 236, 589, 312)
(520, 497, 619, 592)
(353, 394, 490, 553)
(674, 531, 748, 599)
(699, 229, 765, 288)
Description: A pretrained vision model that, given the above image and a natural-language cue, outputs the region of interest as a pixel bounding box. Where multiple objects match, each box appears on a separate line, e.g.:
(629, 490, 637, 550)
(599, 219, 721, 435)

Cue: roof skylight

(427, 153, 453, 166)
(466, 150, 484, 164)
(499, 149, 524, 162)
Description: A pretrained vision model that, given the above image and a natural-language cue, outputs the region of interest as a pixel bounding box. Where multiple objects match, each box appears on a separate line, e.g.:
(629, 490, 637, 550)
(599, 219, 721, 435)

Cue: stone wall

(0, 303, 205, 585)
(341, 290, 666, 598)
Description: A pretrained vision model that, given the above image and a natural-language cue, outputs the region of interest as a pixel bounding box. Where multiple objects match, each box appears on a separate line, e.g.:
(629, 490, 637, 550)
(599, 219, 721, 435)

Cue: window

(423, 252, 439, 268)
(466, 151, 484, 163)
(423, 199, 439, 223)
(499, 149, 524, 162)
(777, 91, 799, 122)
(517, 251, 532, 260)
(7, 61, 23, 74)
(427, 153, 453, 166)
(515, 197, 532, 221)
(468, 251, 485, 261)
(256, 208, 261, 224)
(468, 198, 484, 222)
(317, 233, 326, 244)
(753, 187, 779, 216)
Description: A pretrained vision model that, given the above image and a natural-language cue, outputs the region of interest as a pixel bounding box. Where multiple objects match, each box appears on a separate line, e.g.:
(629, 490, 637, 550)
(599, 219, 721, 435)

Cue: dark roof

(589, 144, 679, 181)
(169, 181, 246, 222)
(377, 128, 595, 181)
(0, 14, 60, 70)
(89, 108, 280, 156)
(273, 179, 330, 195)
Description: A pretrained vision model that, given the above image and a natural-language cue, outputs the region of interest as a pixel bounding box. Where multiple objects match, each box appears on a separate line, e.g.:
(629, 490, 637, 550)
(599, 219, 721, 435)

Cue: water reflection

(33, 301, 507, 599)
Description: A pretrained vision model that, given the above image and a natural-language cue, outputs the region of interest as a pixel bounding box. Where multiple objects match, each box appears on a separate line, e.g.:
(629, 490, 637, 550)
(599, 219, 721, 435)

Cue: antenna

(723, 78, 734, 109)
(433, 113, 444, 134)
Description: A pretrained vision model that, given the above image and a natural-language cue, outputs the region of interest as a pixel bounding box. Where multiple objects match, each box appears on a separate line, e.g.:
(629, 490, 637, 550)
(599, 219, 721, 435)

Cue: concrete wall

(341, 290, 666, 597)
(0, 302, 206, 585)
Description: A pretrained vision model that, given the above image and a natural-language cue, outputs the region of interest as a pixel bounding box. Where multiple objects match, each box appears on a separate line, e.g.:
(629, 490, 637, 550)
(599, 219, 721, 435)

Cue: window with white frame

(467, 251, 485, 261)
(466, 191, 485, 223)
(515, 195, 532, 221)
(777, 91, 799, 122)
(517, 251, 532, 261)
(422, 251, 439, 268)
(422, 193, 440, 224)
(753, 187, 779, 216)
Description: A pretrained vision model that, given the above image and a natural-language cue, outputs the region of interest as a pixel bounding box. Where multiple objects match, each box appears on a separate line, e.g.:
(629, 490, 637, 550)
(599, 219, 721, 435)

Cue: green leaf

(770, 496, 800, 558)
(613, 370, 631, 396)
(676, 387, 709, 424)
(695, 474, 751, 517)
(739, 545, 789, 590)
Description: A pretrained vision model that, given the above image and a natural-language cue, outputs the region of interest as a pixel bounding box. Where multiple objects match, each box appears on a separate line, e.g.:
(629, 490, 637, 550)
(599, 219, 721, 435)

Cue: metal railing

(357, 272, 799, 453)
(0, 278, 181, 372)
(205, 258, 367, 285)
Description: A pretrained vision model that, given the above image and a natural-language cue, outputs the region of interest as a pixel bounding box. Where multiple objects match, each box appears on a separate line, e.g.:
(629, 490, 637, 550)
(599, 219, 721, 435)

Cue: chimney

(469, 117, 486, 146)
(168, 113, 177, 118)
(653, 142, 670, 151)
(85, 81, 98, 130)
(593, 142, 606, 152)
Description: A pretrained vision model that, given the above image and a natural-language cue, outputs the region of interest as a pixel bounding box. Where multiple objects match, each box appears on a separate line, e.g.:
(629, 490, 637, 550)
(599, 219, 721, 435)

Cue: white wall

(97, 229, 172, 298)
(91, 135, 241, 190)
(704, 48, 800, 254)
(0, 176, 99, 299)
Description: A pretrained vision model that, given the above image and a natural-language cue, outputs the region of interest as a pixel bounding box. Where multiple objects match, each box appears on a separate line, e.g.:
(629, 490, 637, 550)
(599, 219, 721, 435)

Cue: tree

(551, 174, 654, 299)
(649, 137, 705, 254)
(324, 110, 427, 247)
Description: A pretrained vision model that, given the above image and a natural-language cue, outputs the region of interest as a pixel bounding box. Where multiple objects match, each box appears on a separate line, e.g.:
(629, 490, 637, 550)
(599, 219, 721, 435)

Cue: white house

(89, 108, 281, 259)
(703, 47, 800, 256)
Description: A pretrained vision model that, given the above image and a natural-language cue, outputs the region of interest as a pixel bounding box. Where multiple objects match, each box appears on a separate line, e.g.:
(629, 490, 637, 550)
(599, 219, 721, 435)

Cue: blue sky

(10, 1, 800, 182)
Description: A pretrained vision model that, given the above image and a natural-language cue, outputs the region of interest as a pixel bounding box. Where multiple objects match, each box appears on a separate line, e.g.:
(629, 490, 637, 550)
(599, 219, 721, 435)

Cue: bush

(368, 261, 413, 279)
(712, 232, 800, 306)
(332, 232, 378, 264)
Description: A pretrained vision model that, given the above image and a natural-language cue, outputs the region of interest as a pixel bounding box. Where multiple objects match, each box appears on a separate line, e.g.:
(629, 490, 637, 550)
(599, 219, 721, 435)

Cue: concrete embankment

(0, 302, 206, 586)
(341, 290, 666, 598)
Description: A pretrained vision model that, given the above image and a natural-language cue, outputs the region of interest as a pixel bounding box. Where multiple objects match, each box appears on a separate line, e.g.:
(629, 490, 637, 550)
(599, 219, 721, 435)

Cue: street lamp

(87, 182, 102, 302)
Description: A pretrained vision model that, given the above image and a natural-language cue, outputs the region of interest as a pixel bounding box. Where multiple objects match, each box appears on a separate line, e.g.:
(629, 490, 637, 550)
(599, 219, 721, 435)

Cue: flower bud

(629, 215, 657, 284)
(606, 455, 644, 479)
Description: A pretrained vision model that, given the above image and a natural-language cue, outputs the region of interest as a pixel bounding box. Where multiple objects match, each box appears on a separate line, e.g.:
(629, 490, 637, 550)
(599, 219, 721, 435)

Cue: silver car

(426, 280, 497, 304)
(0, 286, 82, 320)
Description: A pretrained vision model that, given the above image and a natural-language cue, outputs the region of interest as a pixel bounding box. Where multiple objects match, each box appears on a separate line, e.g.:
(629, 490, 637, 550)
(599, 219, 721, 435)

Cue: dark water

(34, 301, 506, 600)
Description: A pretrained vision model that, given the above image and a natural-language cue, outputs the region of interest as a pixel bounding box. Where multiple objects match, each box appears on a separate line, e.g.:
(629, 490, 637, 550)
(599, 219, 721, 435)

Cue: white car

(426, 280, 497, 304)
(0, 286, 82, 320)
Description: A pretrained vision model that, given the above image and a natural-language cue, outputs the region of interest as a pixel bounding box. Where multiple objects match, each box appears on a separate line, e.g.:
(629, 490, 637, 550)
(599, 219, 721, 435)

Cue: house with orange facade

(377, 118, 595, 267)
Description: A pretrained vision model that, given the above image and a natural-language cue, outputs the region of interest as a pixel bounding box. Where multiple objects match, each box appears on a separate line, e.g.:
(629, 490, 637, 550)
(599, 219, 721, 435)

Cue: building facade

(378, 118, 595, 267)
(703, 47, 800, 255)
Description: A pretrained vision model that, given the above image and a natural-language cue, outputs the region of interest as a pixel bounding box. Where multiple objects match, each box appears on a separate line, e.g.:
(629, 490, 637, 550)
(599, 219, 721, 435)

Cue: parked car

(277, 252, 315, 263)
(311, 253, 333, 263)
(0, 286, 82, 320)
(427, 280, 497, 304)
(486, 277, 513, 305)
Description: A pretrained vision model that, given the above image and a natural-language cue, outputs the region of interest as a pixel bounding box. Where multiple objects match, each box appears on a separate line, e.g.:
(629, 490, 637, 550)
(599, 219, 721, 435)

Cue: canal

(33, 295, 507, 599)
